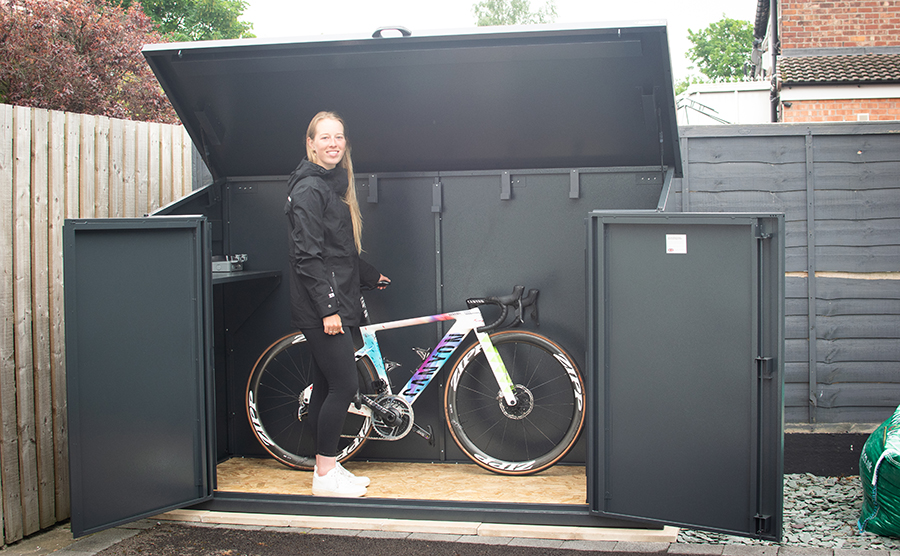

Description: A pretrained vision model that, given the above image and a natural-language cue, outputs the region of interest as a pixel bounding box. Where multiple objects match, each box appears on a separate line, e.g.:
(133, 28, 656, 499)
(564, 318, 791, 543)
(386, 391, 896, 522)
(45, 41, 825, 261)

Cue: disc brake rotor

(498, 384, 534, 420)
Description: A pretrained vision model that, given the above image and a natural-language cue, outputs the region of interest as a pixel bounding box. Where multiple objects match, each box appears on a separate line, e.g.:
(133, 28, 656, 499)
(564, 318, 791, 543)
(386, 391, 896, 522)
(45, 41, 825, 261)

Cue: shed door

(64, 217, 214, 537)
(587, 212, 784, 541)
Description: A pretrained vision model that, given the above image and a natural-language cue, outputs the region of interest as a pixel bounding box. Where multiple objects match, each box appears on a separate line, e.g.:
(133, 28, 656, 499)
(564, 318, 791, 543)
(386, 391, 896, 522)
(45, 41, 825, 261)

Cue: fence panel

(0, 104, 194, 546)
(680, 123, 900, 426)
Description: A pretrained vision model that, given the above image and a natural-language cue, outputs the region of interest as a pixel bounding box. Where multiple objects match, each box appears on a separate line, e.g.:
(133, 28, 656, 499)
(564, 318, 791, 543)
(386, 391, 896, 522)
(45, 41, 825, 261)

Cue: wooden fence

(676, 122, 900, 426)
(0, 104, 193, 545)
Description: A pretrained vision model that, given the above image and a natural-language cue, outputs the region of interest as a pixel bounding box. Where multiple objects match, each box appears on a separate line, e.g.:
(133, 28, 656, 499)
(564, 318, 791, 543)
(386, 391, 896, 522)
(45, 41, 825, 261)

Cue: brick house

(754, 0, 900, 122)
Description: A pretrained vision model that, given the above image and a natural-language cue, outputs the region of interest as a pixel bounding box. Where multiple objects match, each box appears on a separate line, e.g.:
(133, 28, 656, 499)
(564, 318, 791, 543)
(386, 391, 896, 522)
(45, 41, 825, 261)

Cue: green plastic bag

(859, 405, 900, 537)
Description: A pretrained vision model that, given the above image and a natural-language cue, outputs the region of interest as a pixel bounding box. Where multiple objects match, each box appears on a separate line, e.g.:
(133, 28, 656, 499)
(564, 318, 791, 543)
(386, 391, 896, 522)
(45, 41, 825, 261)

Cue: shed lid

(143, 22, 682, 180)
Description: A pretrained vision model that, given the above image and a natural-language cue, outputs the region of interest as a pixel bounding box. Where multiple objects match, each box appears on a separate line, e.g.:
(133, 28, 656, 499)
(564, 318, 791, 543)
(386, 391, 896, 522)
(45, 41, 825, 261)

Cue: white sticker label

(666, 234, 687, 254)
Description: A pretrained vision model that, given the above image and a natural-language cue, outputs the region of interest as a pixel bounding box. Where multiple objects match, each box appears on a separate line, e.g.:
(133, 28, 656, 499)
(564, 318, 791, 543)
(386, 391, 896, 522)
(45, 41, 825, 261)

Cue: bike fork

(475, 331, 518, 406)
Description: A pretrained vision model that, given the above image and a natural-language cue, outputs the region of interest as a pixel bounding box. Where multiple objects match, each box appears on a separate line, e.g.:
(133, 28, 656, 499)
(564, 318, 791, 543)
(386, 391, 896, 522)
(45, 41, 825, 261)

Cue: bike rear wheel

(444, 330, 585, 475)
(246, 332, 377, 470)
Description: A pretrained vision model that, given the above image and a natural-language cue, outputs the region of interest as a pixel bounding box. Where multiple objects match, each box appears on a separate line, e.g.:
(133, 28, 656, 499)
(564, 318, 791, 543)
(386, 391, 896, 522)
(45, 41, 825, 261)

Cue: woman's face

(308, 118, 346, 170)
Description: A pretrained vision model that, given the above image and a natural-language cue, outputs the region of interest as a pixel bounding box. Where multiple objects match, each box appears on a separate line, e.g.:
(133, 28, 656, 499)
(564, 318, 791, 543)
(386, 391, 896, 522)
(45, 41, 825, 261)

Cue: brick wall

(780, 0, 900, 49)
(782, 97, 900, 121)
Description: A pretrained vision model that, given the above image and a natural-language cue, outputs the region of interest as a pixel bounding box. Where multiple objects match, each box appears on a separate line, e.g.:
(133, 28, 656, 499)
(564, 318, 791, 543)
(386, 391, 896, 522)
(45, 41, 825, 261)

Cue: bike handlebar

(466, 285, 539, 332)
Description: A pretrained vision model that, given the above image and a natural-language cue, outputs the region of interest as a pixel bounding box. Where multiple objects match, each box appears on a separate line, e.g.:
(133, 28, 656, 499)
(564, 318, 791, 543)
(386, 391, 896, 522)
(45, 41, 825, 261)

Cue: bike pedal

(413, 423, 434, 446)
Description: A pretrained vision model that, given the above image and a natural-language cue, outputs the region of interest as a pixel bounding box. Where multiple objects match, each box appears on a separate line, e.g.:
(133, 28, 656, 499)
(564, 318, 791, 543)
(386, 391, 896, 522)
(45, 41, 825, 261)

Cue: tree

(473, 0, 557, 26)
(674, 74, 707, 96)
(0, 0, 178, 123)
(686, 16, 754, 82)
(111, 0, 254, 41)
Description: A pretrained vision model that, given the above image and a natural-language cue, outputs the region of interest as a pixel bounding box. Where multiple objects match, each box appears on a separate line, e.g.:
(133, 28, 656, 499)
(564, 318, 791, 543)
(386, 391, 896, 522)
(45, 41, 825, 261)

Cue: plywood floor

(217, 458, 586, 505)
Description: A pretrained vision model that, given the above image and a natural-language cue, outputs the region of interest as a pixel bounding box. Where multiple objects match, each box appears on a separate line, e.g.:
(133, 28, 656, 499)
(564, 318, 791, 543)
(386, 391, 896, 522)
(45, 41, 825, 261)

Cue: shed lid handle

(372, 26, 412, 38)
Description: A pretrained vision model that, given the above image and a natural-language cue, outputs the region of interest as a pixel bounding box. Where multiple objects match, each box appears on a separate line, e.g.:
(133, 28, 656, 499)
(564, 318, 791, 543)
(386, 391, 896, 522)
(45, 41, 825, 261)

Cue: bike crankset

(370, 395, 415, 440)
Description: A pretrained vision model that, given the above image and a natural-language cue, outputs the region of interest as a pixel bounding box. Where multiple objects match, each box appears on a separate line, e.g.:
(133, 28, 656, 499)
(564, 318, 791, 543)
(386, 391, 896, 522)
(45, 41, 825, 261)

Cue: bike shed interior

(62, 22, 782, 540)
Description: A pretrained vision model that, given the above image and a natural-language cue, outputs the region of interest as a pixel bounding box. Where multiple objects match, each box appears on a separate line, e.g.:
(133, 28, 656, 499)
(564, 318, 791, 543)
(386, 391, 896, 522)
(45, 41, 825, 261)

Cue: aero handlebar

(466, 285, 540, 332)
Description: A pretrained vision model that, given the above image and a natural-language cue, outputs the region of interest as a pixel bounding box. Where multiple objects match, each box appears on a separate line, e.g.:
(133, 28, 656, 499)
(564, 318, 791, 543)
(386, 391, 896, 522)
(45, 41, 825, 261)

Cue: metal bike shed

(63, 22, 782, 540)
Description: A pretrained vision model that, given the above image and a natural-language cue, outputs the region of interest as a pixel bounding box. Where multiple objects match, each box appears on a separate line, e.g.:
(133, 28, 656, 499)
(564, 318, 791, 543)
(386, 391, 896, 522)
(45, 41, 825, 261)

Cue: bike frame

(355, 307, 518, 406)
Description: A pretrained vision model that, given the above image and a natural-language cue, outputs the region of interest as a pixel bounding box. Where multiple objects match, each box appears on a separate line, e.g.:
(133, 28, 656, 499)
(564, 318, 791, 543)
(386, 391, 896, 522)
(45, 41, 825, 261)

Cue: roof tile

(779, 53, 900, 84)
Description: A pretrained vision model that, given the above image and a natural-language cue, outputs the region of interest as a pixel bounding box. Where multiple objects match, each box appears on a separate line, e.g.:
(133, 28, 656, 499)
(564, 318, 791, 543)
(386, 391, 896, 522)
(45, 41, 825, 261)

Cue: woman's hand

(323, 314, 344, 335)
(377, 275, 390, 290)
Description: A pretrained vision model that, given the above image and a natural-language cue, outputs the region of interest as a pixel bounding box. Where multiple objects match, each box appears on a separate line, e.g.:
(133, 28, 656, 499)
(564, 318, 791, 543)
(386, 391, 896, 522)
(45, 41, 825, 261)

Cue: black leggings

(300, 326, 361, 458)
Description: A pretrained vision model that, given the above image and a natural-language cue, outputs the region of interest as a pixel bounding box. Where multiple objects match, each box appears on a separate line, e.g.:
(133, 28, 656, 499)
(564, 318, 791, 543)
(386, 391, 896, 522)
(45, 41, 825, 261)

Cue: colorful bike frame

(357, 307, 518, 407)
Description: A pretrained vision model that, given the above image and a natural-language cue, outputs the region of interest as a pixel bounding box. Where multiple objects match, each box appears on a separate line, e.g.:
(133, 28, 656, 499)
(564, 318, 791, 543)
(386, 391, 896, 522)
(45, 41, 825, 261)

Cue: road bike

(246, 285, 585, 475)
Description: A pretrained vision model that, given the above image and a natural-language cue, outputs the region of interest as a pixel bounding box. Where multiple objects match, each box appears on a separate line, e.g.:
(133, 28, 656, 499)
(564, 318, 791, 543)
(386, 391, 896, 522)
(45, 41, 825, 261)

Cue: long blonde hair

(306, 111, 363, 253)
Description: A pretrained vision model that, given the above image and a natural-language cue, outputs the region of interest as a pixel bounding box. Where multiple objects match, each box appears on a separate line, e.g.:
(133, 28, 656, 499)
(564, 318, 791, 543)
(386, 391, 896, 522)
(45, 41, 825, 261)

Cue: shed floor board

(216, 458, 586, 505)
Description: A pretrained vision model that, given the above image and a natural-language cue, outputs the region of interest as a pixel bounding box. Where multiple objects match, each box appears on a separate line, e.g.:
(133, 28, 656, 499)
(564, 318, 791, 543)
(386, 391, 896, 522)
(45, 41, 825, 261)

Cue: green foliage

(674, 74, 708, 96)
(473, 0, 557, 26)
(0, 0, 178, 122)
(110, 0, 254, 41)
(686, 16, 753, 82)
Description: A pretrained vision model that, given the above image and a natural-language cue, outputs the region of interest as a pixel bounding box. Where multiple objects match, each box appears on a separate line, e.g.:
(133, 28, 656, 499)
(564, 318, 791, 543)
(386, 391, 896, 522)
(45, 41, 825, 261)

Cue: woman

(285, 111, 388, 497)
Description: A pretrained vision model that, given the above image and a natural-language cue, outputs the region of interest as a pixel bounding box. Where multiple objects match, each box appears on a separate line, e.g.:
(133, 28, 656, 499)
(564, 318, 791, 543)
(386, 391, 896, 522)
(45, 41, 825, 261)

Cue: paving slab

(561, 539, 620, 552)
(670, 544, 726, 555)
(508, 537, 567, 549)
(50, 528, 139, 556)
(357, 530, 412, 540)
(779, 548, 833, 556)
(615, 541, 672, 553)
(722, 546, 781, 556)
(406, 532, 464, 543)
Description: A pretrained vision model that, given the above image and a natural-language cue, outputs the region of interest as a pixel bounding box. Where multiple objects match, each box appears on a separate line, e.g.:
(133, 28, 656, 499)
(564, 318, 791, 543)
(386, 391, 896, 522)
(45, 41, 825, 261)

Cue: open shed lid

(143, 22, 682, 180)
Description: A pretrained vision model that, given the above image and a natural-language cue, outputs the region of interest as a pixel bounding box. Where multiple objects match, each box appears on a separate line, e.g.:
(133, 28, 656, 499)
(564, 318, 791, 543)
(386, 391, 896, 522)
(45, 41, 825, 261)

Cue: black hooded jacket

(285, 159, 380, 329)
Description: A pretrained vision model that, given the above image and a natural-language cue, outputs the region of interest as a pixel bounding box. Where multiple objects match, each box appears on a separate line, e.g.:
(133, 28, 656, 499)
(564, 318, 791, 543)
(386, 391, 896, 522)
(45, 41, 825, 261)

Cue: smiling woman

(284, 111, 390, 497)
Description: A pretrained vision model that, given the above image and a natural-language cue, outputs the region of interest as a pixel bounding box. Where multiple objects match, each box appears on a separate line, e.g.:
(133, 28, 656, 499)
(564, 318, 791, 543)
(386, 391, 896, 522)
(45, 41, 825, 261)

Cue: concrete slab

(477, 523, 678, 542)
(406, 532, 464, 543)
(357, 530, 412, 540)
(50, 528, 140, 556)
(614, 541, 671, 552)
(722, 546, 781, 556)
(669, 544, 726, 555)
(561, 539, 620, 552)
(508, 537, 566, 549)
(155, 508, 675, 543)
(778, 548, 833, 556)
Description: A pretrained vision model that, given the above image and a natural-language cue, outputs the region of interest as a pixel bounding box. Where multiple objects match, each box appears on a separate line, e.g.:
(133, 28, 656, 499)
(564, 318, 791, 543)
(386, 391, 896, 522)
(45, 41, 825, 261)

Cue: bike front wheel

(444, 330, 585, 475)
(246, 332, 377, 470)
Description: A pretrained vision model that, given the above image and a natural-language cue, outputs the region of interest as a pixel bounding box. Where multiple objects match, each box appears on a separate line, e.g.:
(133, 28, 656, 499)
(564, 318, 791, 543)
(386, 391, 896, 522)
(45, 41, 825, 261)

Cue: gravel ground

(677, 473, 900, 549)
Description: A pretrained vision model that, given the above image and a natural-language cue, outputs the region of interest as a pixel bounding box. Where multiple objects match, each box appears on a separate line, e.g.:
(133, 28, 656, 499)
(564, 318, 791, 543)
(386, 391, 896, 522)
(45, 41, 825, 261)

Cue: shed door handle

(372, 26, 412, 38)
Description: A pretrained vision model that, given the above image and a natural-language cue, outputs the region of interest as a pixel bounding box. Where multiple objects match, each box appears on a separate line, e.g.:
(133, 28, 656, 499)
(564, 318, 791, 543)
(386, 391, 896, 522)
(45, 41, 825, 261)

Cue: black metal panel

(353, 174, 444, 461)
(63, 217, 214, 537)
(437, 169, 665, 463)
(143, 23, 681, 180)
(586, 212, 784, 540)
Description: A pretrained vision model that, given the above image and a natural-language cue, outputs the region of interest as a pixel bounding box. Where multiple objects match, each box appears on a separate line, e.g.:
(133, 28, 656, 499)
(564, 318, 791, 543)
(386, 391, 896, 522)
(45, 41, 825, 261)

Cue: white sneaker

(336, 462, 370, 487)
(314, 463, 370, 487)
(312, 466, 367, 497)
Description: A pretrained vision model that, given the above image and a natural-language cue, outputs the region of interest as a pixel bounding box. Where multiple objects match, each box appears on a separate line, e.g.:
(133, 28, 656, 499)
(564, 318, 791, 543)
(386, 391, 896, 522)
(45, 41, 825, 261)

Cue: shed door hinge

(754, 220, 771, 239)
(754, 513, 772, 534)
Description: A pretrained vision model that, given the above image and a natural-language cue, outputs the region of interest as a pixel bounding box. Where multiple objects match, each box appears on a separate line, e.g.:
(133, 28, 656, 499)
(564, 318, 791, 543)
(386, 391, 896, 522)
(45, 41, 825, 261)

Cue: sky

(241, 0, 758, 81)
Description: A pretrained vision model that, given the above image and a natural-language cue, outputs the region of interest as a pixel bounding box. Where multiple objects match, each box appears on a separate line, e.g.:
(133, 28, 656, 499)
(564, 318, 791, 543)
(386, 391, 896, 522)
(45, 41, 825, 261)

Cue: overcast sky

(242, 0, 758, 80)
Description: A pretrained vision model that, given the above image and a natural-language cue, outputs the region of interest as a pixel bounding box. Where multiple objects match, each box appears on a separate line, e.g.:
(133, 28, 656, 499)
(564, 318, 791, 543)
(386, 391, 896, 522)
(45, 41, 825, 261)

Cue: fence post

(805, 130, 818, 424)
